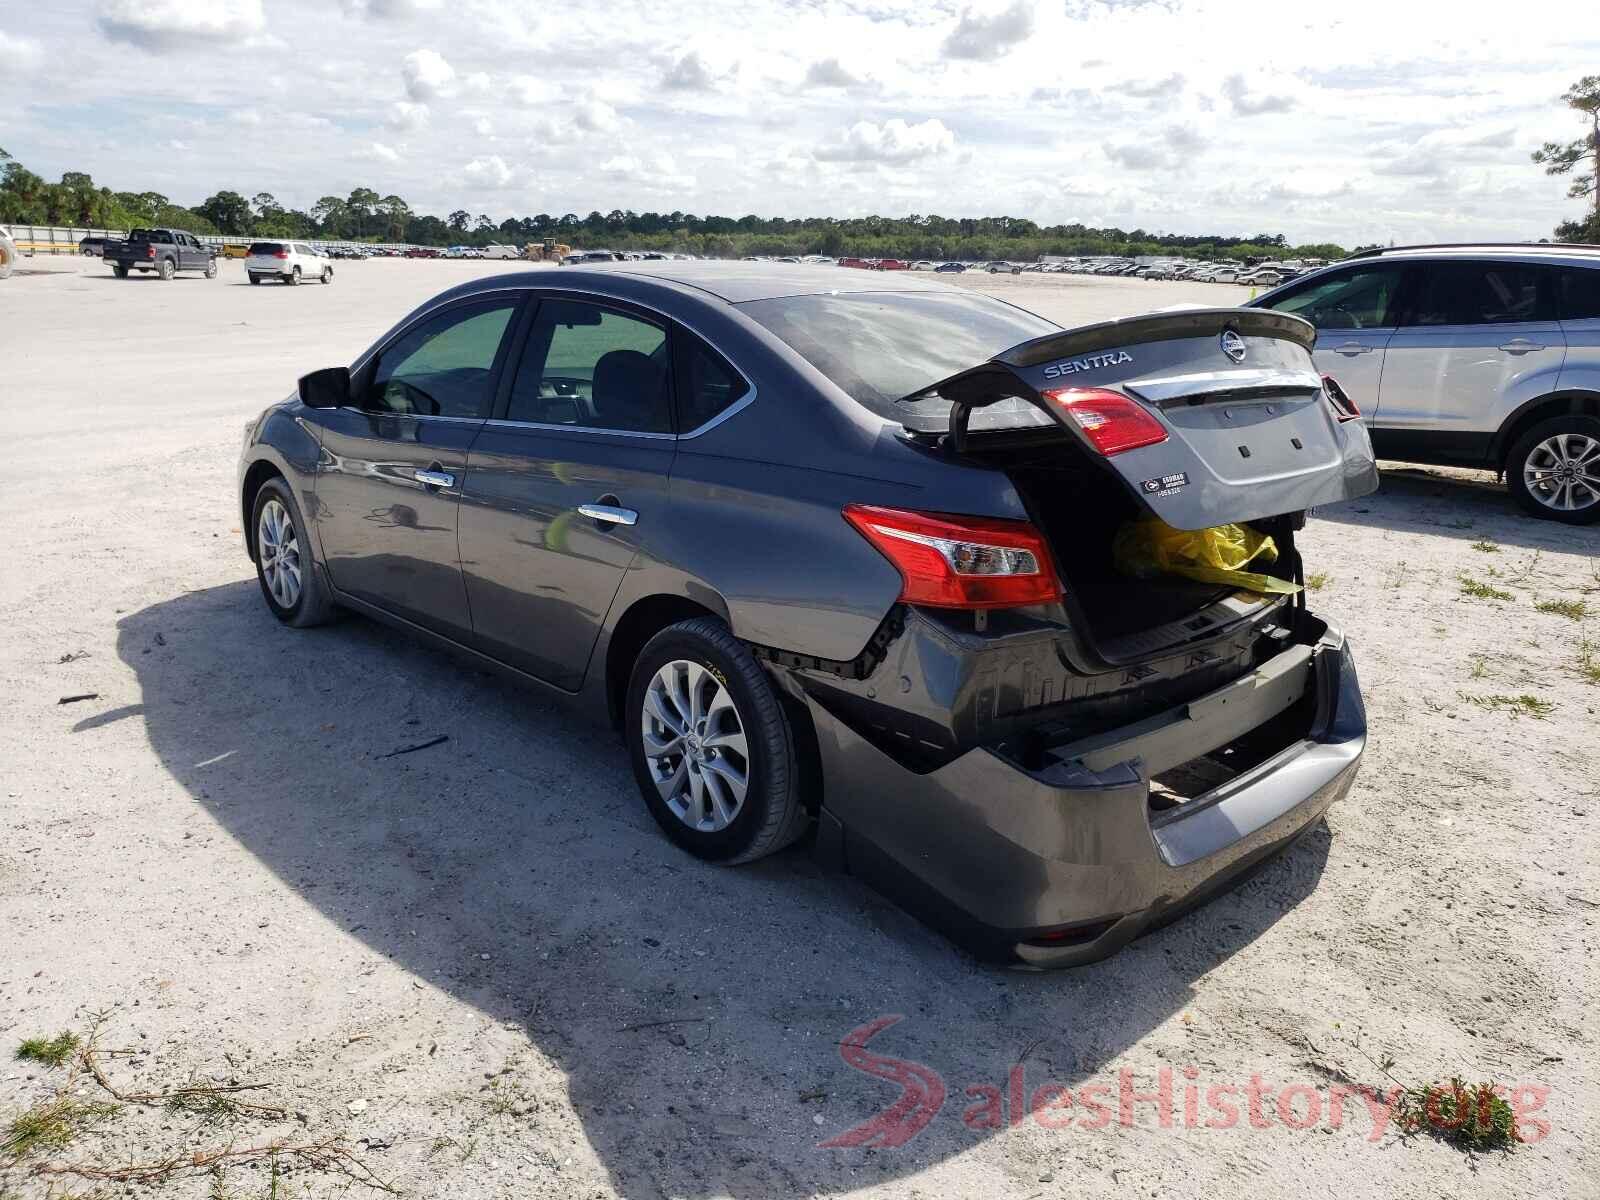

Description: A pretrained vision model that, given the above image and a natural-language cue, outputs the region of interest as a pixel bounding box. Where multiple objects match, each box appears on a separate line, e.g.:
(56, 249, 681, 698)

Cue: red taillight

(1040, 387, 1168, 456)
(1321, 374, 1361, 422)
(843, 505, 1062, 609)
(145, 245, 155, 259)
(273, 250, 288, 259)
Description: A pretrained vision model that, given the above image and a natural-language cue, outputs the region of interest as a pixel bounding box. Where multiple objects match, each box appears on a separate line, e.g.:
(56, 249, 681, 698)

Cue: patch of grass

(1458, 692, 1553, 719)
(2, 1097, 119, 1160)
(1392, 1078, 1521, 1151)
(1458, 574, 1515, 602)
(16, 1032, 80, 1068)
(1306, 571, 1330, 591)
(1579, 638, 1600, 685)
(1468, 655, 1489, 680)
(1470, 539, 1500, 554)
(1534, 597, 1588, 621)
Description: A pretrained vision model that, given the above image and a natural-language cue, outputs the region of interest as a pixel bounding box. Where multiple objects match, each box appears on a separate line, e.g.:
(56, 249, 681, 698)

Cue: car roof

(1343, 243, 1600, 268)
(470, 260, 958, 304)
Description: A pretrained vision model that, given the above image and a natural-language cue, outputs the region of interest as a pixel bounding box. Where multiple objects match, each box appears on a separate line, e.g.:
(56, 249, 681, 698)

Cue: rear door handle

(1331, 342, 1373, 356)
(414, 468, 455, 488)
(1498, 339, 1545, 354)
(578, 503, 638, 526)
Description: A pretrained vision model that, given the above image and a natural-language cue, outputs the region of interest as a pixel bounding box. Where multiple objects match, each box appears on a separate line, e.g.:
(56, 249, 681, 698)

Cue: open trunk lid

(926, 307, 1378, 530)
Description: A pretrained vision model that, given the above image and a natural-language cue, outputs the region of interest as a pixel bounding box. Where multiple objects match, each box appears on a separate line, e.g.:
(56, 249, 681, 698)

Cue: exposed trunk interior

(1002, 450, 1233, 645)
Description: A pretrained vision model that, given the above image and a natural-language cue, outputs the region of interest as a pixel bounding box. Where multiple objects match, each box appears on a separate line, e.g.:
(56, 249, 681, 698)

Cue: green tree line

(1, 148, 1348, 261)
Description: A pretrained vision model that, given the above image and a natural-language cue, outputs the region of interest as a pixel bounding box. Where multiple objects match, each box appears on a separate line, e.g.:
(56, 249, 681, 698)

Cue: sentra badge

(1041, 350, 1133, 380)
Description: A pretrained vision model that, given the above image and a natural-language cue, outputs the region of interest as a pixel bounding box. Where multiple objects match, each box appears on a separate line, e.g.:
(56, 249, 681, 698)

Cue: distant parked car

(102, 228, 217, 280)
(985, 260, 1021, 274)
(246, 241, 333, 286)
(79, 236, 109, 257)
(1252, 242, 1600, 523)
(933, 261, 966, 273)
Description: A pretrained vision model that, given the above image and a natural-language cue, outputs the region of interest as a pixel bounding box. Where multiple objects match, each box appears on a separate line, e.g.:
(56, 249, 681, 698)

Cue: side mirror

(298, 366, 351, 409)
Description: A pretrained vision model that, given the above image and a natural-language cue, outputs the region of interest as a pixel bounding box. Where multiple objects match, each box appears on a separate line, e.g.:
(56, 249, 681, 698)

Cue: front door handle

(1331, 342, 1373, 356)
(1498, 339, 1545, 355)
(414, 468, 455, 489)
(578, 503, 638, 526)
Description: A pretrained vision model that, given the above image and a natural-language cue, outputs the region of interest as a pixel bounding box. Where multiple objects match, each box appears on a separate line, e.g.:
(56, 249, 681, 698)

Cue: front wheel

(625, 618, 811, 864)
(1507, 415, 1600, 524)
(250, 477, 335, 626)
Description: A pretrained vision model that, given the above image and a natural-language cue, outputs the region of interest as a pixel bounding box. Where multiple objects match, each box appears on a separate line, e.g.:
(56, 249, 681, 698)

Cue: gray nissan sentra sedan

(237, 263, 1377, 967)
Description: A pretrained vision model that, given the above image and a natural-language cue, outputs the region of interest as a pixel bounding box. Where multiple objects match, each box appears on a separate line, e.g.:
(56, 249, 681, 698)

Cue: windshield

(737, 290, 1058, 422)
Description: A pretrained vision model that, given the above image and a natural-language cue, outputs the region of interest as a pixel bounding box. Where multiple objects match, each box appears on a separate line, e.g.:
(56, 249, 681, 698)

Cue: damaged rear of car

(738, 292, 1377, 966)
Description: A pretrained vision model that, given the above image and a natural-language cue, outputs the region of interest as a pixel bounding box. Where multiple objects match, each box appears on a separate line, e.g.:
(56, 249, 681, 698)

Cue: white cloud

(574, 97, 622, 134)
(0, 32, 44, 71)
(661, 50, 732, 92)
(1221, 73, 1297, 116)
(463, 155, 516, 188)
(942, 1, 1035, 62)
(815, 118, 957, 164)
(363, 142, 401, 163)
(386, 100, 430, 132)
(804, 58, 866, 89)
(97, 0, 265, 51)
(341, 0, 440, 16)
(600, 152, 695, 190)
(401, 48, 455, 101)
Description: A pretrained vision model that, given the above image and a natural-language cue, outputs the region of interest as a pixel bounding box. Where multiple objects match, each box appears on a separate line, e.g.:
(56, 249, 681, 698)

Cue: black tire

(625, 617, 810, 864)
(321, 267, 333, 284)
(205, 257, 217, 279)
(288, 266, 301, 286)
(158, 257, 174, 281)
(249, 477, 336, 627)
(1505, 415, 1600, 525)
(82, 246, 96, 256)
(248, 273, 261, 285)
(113, 263, 129, 278)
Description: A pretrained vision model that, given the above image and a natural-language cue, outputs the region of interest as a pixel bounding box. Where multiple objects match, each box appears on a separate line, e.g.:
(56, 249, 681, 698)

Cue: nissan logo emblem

(1220, 329, 1247, 363)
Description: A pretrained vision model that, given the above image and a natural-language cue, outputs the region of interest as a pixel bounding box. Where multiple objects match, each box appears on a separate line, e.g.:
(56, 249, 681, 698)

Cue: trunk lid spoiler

(927, 307, 1378, 530)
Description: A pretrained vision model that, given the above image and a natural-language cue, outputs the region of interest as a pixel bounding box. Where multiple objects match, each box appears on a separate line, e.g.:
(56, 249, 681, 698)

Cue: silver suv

(1253, 244, 1600, 523)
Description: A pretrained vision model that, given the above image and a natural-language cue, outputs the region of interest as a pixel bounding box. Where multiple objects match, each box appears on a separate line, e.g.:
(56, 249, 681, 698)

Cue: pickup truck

(103, 229, 218, 280)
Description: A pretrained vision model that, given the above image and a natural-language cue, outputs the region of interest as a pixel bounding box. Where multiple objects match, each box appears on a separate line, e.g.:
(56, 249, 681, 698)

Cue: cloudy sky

(2, 0, 1595, 243)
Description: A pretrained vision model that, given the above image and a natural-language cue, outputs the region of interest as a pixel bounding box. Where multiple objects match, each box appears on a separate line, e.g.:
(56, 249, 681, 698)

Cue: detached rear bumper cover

(808, 626, 1364, 967)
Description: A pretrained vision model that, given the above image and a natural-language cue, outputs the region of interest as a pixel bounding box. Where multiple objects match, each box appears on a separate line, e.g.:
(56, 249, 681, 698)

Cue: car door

(309, 293, 523, 641)
(1255, 262, 1410, 423)
(457, 296, 685, 690)
(1378, 260, 1566, 462)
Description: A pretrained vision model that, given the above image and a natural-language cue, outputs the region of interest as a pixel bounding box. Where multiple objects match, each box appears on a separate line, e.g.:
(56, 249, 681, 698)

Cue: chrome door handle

(578, 503, 638, 526)
(414, 468, 455, 488)
(1498, 339, 1544, 354)
(1331, 342, 1373, 356)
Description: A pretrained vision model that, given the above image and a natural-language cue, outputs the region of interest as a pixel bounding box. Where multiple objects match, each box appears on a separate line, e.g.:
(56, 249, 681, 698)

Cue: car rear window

(737, 290, 1057, 422)
(248, 242, 284, 255)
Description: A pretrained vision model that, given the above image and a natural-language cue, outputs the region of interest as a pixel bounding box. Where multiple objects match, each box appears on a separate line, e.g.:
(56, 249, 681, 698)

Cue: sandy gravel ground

(1, 256, 1595, 1199)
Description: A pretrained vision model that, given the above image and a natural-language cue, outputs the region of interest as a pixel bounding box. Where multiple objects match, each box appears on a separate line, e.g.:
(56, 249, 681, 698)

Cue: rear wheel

(625, 618, 810, 864)
(288, 266, 301, 286)
(158, 257, 174, 280)
(113, 263, 129, 278)
(250, 478, 335, 626)
(1506, 415, 1600, 524)
(321, 266, 333, 284)
(248, 273, 261, 285)
(205, 257, 217, 279)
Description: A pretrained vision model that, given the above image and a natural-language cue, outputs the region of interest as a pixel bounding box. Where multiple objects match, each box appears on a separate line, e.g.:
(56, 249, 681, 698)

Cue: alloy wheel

(257, 498, 303, 609)
(641, 659, 750, 832)
(1523, 433, 1600, 513)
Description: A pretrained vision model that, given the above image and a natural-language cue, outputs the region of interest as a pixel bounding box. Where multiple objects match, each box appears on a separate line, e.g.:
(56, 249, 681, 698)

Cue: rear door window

(1259, 265, 1406, 330)
(505, 301, 673, 433)
(1402, 261, 1556, 326)
(1560, 267, 1600, 320)
(363, 298, 520, 418)
(674, 334, 750, 431)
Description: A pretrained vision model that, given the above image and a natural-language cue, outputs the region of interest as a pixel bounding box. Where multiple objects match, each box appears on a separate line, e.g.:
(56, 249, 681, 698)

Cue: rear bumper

(807, 624, 1365, 967)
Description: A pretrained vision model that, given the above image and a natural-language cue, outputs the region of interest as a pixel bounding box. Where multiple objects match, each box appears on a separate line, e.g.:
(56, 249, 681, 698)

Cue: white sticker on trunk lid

(1140, 471, 1189, 497)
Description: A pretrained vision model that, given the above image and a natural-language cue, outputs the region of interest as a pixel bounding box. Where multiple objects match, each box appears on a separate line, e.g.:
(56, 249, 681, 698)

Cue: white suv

(1254, 244, 1600, 523)
(246, 241, 333, 286)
